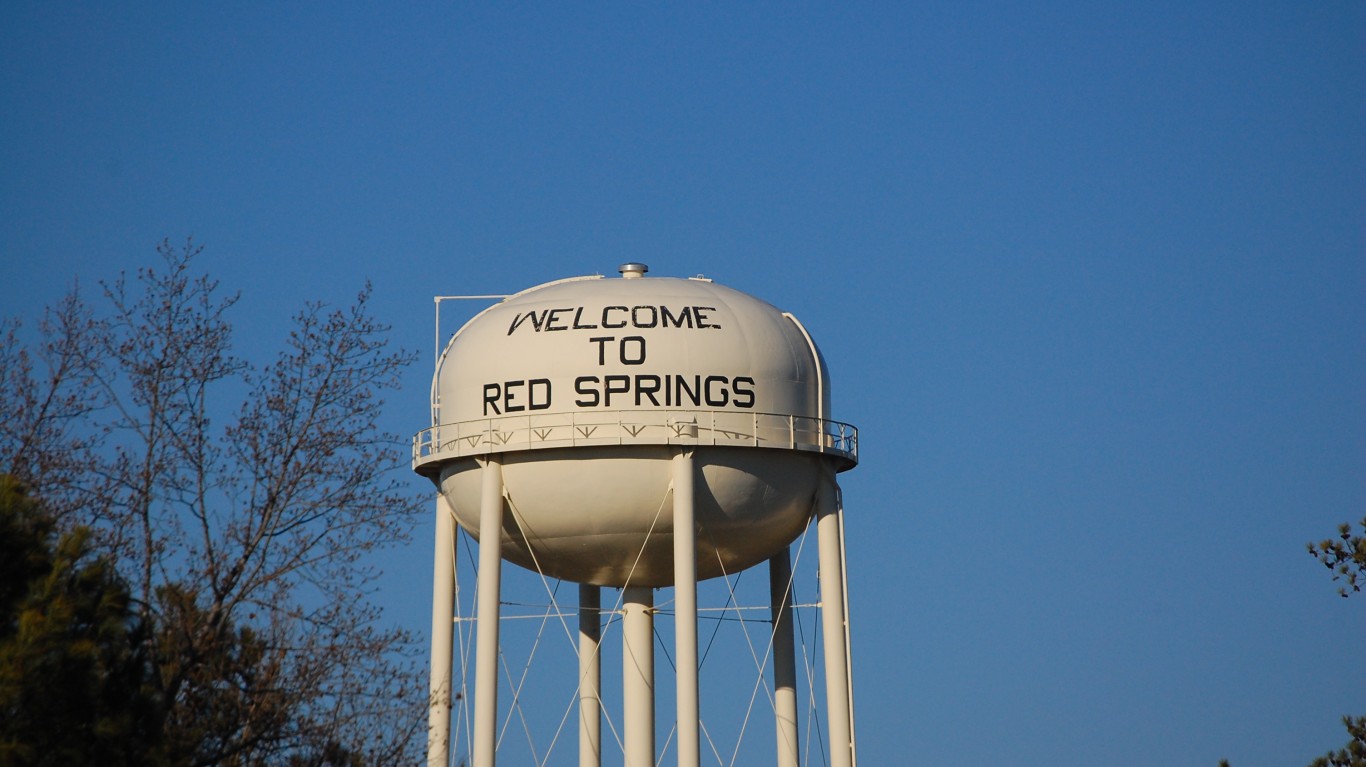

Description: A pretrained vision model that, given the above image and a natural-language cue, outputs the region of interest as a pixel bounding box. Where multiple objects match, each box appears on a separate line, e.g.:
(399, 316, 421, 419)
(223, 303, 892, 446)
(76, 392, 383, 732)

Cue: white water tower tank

(413, 264, 857, 587)
(418, 264, 862, 767)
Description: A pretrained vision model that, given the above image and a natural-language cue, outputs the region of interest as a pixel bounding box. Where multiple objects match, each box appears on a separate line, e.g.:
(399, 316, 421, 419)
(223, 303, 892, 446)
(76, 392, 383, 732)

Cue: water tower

(414, 264, 859, 767)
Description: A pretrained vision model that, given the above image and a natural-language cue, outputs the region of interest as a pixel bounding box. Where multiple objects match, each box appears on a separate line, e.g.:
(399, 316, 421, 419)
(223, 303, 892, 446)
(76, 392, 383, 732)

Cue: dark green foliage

(1295, 518, 1366, 767)
(1226, 522, 1366, 767)
(0, 476, 162, 767)
(0, 477, 52, 618)
(0, 476, 391, 767)
(1309, 517, 1366, 598)
(1308, 716, 1366, 767)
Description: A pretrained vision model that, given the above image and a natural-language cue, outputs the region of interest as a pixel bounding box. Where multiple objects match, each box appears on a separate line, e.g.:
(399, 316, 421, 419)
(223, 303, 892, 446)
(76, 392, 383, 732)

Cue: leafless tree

(1, 239, 425, 765)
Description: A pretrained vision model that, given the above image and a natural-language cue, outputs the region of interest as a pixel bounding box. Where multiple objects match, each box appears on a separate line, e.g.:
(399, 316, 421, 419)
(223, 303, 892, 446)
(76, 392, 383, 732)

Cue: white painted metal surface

(473, 458, 504, 767)
(416, 266, 860, 767)
(427, 496, 456, 767)
(622, 587, 655, 767)
(432, 274, 829, 425)
(417, 272, 856, 588)
(578, 585, 602, 767)
(672, 449, 700, 766)
(817, 469, 855, 767)
(770, 549, 800, 767)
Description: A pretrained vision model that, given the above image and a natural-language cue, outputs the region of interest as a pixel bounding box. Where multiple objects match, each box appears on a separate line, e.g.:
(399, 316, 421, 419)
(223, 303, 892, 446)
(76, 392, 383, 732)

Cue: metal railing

(413, 409, 857, 471)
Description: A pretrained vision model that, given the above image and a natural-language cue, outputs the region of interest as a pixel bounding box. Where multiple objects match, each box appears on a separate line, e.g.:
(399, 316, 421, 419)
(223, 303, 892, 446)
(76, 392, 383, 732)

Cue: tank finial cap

(618, 263, 648, 279)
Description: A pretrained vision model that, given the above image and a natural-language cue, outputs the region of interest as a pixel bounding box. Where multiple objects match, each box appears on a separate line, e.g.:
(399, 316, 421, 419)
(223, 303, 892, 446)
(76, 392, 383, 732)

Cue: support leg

(473, 458, 504, 767)
(429, 494, 457, 767)
(770, 548, 800, 767)
(579, 584, 602, 767)
(817, 471, 855, 767)
(673, 450, 699, 767)
(622, 586, 655, 767)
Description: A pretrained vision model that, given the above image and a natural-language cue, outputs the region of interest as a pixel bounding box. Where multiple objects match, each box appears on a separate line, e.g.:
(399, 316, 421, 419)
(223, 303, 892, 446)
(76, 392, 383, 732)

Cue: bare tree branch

(0, 239, 425, 765)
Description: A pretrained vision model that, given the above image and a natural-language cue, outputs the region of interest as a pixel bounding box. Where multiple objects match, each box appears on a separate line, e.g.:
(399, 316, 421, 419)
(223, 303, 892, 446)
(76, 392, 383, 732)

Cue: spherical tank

(413, 265, 857, 587)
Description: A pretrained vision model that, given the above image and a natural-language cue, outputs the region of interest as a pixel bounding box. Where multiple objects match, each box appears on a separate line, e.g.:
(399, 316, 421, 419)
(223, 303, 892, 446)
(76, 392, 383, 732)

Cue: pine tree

(0, 475, 162, 766)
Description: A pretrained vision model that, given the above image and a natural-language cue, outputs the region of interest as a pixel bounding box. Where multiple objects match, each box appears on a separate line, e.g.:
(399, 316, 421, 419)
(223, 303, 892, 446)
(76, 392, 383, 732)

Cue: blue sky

(2, 2, 1363, 765)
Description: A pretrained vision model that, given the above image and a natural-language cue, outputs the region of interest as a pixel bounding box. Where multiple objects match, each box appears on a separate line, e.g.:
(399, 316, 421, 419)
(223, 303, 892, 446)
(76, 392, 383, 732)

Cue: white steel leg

(622, 586, 655, 767)
(769, 548, 799, 767)
(429, 494, 457, 767)
(817, 471, 854, 767)
(673, 450, 699, 767)
(579, 584, 602, 767)
(473, 458, 504, 767)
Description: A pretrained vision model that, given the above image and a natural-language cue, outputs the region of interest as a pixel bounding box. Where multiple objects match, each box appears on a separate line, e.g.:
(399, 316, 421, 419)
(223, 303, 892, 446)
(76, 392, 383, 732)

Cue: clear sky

(2, 2, 1363, 765)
